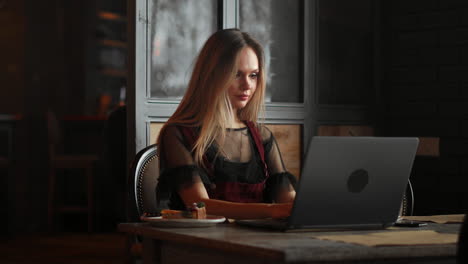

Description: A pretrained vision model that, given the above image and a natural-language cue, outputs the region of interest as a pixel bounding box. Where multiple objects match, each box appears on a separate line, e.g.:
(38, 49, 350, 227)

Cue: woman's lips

(237, 95, 249, 101)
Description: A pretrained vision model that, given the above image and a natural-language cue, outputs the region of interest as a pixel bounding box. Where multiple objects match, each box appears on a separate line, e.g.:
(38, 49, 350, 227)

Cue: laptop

(237, 136, 419, 231)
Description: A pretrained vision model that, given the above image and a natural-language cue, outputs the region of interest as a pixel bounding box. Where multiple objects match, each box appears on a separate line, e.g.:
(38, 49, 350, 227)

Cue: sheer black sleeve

(156, 125, 211, 209)
(259, 125, 297, 202)
(159, 125, 195, 168)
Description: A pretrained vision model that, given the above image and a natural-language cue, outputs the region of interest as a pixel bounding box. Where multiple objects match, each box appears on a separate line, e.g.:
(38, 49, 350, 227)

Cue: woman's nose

(241, 76, 252, 90)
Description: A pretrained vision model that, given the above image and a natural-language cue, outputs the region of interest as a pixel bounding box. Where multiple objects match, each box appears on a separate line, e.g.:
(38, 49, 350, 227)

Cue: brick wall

(383, 0, 468, 215)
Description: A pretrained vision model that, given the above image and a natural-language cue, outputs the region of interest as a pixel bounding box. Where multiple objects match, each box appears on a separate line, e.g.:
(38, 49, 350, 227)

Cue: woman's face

(228, 47, 259, 111)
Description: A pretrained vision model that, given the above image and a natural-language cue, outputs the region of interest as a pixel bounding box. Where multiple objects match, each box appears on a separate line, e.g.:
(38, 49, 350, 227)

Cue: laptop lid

(287, 136, 419, 230)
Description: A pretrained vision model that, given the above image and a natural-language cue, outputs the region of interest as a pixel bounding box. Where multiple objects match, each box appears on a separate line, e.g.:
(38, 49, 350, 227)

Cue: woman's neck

(229, 117, 245, 129)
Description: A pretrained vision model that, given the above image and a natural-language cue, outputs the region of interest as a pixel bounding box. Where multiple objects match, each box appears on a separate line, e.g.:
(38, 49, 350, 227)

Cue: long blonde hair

(157, 29, 266, 167)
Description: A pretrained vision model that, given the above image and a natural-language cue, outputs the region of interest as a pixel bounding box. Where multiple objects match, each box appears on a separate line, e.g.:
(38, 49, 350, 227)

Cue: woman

(156, 28, 296, 219)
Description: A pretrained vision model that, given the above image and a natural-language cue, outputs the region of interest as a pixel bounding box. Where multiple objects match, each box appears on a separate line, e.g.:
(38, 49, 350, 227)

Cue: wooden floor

(1, 232, 128, 264)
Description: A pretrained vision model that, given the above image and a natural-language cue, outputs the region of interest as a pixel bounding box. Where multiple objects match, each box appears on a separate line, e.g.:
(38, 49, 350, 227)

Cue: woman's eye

(235, 72, 241, 79)
(250, 73, 258, 79)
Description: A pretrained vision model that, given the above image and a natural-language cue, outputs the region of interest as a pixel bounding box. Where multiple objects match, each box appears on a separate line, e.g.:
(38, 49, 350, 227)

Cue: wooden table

(118, 221, 460, 264)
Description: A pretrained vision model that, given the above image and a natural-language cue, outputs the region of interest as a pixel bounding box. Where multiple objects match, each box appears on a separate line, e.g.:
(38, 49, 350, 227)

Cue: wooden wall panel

(150, 123, 302, 178)
(317, 125, 440, 157)
(317, 125, 374, 136)
(416, 137, 439, 157)
(265, 124, 302, 179)
(149, 123, 164, 145)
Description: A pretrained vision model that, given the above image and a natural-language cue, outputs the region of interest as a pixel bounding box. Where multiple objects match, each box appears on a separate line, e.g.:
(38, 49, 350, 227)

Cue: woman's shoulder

(162, 124, 198, 136)
(160, 124, 202, 146)
(249, 123, 274, 143)
(160, 124, 189, 144)
(161, 124, 181, 139)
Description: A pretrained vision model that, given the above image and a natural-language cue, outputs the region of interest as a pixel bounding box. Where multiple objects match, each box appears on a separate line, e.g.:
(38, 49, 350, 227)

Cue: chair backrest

(399, 181, 414, 216)
(128, 144, 159, 221)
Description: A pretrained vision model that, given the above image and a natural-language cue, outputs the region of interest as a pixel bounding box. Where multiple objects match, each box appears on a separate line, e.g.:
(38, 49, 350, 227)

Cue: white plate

(140, 215, 226, 228)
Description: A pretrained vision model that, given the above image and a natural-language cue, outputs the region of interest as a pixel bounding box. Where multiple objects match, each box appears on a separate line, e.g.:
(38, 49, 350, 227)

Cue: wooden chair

(126, 144, 159, 263)
(128, 144, 159, 220)
(47, 111, 98, 232)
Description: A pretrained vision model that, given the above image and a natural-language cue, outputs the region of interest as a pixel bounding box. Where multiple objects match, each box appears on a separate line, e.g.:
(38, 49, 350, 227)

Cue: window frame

(129, 0, 382, 183)
(131, 0, 312, 153)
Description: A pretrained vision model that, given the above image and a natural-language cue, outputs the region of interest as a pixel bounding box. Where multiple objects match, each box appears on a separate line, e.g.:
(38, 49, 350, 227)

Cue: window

(148, 0, 304, 104)
(239, 0, 303, 103)
(133, 0, 379, 152)
(149, 0, 218, 99)
(133, 0, 312, 152)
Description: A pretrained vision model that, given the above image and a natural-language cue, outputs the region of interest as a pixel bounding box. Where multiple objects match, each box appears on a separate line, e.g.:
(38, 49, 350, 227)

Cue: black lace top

(156, 124, 296, 210)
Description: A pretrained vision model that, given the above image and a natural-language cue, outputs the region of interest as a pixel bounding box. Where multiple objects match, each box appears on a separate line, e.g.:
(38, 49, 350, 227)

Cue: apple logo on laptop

(347, 169, 369, 193)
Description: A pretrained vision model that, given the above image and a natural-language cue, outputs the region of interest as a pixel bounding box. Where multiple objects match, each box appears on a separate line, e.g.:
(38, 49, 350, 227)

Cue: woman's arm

(159, 125, 291, 219)
(276, 187, 296, 203)
(261, 126, 297, 203)
(179, 182, 292, 219)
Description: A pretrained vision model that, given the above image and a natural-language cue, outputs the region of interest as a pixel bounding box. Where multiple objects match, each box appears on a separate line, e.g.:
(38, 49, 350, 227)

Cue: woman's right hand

(270, 202, 293, 219)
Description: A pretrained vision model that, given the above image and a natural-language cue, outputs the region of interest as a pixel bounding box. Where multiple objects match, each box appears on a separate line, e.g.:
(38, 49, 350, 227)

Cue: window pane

(318, 0, 373, 105)
(149, 0, 218, 99)
(240, 0, 303, 103)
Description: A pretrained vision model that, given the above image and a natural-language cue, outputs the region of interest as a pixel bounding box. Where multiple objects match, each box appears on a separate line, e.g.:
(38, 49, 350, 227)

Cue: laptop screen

(288, 136, 419, 229)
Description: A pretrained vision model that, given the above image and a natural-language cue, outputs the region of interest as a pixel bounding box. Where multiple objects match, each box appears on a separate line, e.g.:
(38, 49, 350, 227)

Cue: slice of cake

(188, 202, 206, 219)
(159, 202, 207, 219)
(160, 209, 184, 219)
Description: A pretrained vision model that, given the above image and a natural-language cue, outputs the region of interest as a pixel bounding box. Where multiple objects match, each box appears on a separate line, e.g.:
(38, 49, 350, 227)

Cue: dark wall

(382, 0, 468, 215)
(1, 0, 88, 115)
(1, 0, 91, 233)
(21, 0, 73, 232)
(0, 0, 25, 114)
(1, 0, 130, 234)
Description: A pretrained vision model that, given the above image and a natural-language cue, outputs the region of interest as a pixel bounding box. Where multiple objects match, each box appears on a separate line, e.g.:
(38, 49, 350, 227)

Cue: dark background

(1, 0, 467, 235)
